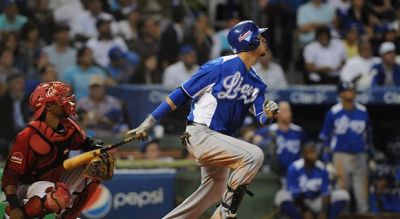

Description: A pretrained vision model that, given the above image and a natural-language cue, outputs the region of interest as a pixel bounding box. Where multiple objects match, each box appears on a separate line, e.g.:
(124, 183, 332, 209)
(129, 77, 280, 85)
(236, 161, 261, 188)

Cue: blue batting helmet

(227, 20, 268, 54)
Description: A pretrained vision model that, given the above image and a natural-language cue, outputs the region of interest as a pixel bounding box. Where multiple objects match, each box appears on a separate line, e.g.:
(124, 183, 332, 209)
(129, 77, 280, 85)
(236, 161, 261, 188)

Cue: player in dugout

(275, 142, 350, 219)
(1, 82, 114, 219)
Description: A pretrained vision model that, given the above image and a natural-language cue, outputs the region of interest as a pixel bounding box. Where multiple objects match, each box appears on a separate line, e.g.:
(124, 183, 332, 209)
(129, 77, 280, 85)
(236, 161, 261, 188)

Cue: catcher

(1, 82, 114, 219)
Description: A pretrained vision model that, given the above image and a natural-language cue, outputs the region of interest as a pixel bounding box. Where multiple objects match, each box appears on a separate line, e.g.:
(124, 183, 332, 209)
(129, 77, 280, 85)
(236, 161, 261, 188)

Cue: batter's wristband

(6, 194, 21, 209)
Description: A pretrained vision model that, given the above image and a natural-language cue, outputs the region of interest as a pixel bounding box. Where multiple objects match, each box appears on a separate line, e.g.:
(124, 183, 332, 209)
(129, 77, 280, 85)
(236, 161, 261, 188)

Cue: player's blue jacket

(319, 103, 371, 154)
(287, 159, 330, 199)
(181, 55, 267, 136)
(256, 123, 305, 173)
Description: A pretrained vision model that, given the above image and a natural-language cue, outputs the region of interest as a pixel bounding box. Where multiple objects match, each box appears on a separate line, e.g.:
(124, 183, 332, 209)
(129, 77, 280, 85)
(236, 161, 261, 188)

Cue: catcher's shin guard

(59, 180, 99, 219)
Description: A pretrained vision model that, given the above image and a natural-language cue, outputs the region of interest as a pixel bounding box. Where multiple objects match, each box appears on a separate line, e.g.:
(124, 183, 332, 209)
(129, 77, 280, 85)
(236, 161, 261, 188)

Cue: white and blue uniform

(319, 103, 371, 154)
(163, 55, 270, 219)
(319, 102, 371, 213)
(256, 123, 305, 174)
(182, 55, 267, 136)
(274, 159, 350, 219)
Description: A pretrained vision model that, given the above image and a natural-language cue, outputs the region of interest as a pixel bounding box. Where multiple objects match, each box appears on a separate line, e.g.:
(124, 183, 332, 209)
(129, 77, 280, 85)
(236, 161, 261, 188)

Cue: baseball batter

(2, 82, 114, 219)
(128, 20, 279, 219)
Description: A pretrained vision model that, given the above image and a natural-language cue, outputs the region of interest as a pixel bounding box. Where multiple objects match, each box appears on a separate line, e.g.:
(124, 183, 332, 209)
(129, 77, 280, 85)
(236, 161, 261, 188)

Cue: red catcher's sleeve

(2, 128, 34, 189)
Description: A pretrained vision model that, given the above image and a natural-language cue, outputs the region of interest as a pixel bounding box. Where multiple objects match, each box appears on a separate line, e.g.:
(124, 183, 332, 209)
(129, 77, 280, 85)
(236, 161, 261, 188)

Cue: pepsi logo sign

(82, 184, 112, 219)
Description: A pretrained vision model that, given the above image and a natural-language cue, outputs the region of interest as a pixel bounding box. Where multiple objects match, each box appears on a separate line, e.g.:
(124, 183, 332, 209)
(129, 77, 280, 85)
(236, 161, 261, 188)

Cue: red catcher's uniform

(2, 118, 99, 219)
(2, 118, 85, 186)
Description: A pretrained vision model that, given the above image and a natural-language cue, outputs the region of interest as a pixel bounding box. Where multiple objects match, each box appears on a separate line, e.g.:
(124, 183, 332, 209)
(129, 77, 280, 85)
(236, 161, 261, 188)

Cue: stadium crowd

(0, 0, 399, 218)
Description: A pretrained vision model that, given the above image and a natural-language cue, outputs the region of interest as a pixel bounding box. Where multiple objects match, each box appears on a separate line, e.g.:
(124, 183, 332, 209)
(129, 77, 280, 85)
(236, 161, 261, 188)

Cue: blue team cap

(337, 81, 356, 93)
(179, 45, 195, 55)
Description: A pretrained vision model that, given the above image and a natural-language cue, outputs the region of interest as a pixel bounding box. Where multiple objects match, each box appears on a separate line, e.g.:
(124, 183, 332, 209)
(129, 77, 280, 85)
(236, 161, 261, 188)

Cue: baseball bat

(63, 135, 136, 170)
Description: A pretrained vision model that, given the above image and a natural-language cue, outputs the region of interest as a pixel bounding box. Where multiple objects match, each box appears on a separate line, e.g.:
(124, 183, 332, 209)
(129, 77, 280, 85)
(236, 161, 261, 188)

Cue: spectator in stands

(129, 17, 160, 57)
(304, 26, 347, 84)
(371, 41, 400, 87)
(210, 16, 240, 59)
(342, 24, 359, 58)
(157, 5, 187, 69)
(51, 0, 85, 27)
(274, 142, 350, 219)
(116, 8, 139, 41)
(106, 46, 139, 83)
(17, 22, 46, 73)
(62, 47, 110, 99)
(320, 81, 371, 213)
(140, 138, 174, 161)
(0, 49, 20, 96)
(87, 18, 128, 67)
(162, 45, 198, 90)
(133, 53, 161, 84)
(340, 40, 380, 90)
(297, 0, 335, 45)
(24, 0, 56, 43)
(253, 101, 304, 179)
(43, 24, 76, 79)
(338, 0, 377, 40)
(77, 75, 127, 137)
(70, 0, 115, 40)
(25, 64, 58, 95)
(111, 0, 138, 21)
(253, 51, 288, 89)
(370, 0, 397, 22)
(189, 13, 213, 65)
(140, 139, 161, 160)
(0, 0, 27, 34)
(0, 32, 18, 53)
(381, 25, 400, 54)
(328, 0, 351, 12)
(0, 73, 31, 159)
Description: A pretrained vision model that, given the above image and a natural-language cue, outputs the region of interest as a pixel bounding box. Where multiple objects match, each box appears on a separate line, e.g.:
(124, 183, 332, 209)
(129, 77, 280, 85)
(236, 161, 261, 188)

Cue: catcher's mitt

(83, 152, 115, 180)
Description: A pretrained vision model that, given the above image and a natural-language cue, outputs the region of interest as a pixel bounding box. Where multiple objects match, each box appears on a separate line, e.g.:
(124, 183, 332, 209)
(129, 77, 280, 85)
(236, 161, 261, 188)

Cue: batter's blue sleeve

(151, 88, 190, 120)
(181, 66, 218, 98)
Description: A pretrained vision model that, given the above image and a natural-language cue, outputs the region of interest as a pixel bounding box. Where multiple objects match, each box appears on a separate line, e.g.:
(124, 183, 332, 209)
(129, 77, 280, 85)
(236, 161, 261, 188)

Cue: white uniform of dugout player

(128, 20, 279, 219)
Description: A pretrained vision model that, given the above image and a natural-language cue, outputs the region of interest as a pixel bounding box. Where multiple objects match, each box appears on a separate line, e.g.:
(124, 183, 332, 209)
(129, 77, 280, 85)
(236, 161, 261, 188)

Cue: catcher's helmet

(227, 20, 268, 54)
(29, 81, 76, 119)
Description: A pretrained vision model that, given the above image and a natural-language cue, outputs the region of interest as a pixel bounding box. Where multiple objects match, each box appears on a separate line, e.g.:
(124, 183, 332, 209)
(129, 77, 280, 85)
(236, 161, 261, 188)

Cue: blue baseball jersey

(319, 103, 371, 153)
(181, 55, 267, 136)
(256, 123, 305, 172)
(287, 159, 330, 199)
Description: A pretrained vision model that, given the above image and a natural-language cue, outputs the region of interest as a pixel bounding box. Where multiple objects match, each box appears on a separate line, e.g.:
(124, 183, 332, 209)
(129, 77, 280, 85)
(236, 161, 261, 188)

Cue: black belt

(186, 120, 206, 126)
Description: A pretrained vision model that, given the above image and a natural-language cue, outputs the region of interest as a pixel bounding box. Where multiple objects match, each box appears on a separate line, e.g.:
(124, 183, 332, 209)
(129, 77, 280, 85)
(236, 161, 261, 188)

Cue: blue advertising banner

(81, 169, 176, 219)
(108, 85, 400, 127)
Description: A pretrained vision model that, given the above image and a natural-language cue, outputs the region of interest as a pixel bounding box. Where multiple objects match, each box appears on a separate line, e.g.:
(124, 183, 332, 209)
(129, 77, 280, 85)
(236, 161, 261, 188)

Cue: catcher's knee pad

(84, 152, 115, 180)
(60, 180, 100, 219)
(274, 189, 292, 206)
(43, 182, 71, 214)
